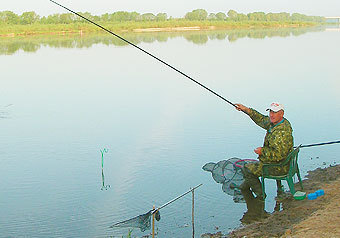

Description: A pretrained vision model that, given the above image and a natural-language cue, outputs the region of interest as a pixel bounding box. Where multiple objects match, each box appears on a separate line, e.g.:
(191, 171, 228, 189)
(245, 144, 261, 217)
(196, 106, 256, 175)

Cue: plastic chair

(261, 145, 303, 199)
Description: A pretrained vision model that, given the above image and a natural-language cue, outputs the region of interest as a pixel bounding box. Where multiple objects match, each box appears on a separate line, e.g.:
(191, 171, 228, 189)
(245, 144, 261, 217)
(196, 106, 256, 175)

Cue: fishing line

(49, 0, 236, 108)
(300, 140, 340, 148)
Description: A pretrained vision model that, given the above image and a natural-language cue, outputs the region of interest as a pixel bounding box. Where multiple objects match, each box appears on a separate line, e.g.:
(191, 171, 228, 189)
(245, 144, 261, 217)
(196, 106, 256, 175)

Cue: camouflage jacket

(245, 108, 294, 177)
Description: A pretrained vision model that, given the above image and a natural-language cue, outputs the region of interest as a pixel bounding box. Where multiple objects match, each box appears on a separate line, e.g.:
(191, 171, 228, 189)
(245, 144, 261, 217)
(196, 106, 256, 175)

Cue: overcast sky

(2, 0, 340, 17)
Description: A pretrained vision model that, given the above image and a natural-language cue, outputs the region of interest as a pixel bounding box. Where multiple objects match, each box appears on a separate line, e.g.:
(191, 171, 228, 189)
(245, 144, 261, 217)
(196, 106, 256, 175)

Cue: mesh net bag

(203, 158, 257, 203)
(110, 210, 160, 232)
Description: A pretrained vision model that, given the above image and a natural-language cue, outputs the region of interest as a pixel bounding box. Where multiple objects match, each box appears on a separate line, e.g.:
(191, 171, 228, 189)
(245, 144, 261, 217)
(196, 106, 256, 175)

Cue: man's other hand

(254, 147, 262, 155)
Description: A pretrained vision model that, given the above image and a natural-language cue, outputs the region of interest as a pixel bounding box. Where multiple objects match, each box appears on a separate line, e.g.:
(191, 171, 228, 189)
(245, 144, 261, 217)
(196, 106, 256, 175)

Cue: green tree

(59, 13, 75, 24)
(247, 12, 266, 21)
(184, 12, 193, 20)
(265, 12, 290, 21)
(208, 13, 217, 20)
(20, 11, 40, 24)
(140, 13, 156, 21)
(0, 11, 20, 24)
(101, 13, 110, 22)
(227, 10, 238, 20)
(236, 13, 248, 21)
(45, 14, 60, 24)
(185, 9, 208, 20)
(156, 13, 167, 21)
(277, 12, 290, 21)
(77, 12, 94, 23)
(39, 16, 47, 24)
(265, 13, 276, 21)
(216, 12, 227, 20)
(111, 11, 131, 21)
(194, 9, 208, 20)
(130, 12, 140, 21)
(292, 13, 303, 21)
(93, 15, 100, 22)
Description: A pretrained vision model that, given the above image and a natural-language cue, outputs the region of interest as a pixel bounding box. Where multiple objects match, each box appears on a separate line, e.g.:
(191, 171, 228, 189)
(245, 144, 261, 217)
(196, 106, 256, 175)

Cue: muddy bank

(201, 164, 340, 238)
(132, 26, 205, 32)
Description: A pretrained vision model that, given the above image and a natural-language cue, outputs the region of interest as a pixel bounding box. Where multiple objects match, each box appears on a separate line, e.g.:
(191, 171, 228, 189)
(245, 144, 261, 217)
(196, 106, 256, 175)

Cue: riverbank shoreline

(201, 164, 340, 238)
(0, 21, 318, 38)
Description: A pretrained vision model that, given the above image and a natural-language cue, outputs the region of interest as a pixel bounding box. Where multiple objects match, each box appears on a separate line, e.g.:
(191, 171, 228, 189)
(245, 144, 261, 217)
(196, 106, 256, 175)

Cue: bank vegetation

(0, 9, 325, 36)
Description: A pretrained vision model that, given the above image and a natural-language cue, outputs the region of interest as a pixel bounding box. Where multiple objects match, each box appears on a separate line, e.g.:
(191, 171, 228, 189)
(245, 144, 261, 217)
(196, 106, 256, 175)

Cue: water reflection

(101, 169, 110, 190)
(325, 24, 340, 31)
(0, 26, 325, 55)
(240, 189, 269, 224)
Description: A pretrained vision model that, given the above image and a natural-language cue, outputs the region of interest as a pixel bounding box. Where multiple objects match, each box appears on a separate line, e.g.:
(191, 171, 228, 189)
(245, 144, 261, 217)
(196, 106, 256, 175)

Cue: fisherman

(235, 102, 294, 201)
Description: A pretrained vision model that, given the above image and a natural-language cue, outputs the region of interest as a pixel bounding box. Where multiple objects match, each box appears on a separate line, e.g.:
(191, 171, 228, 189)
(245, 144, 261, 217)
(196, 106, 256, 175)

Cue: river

(1, 26, 339, 237)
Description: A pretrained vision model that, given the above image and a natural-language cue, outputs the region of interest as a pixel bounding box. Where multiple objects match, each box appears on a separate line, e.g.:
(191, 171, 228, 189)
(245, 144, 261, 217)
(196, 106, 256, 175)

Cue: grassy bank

(226, 164, 340, 238)
(0, 20, 318, 36)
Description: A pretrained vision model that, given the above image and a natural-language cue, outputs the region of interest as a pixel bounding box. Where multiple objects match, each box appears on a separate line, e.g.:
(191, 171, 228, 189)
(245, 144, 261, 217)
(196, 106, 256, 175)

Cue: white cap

(266, 102, 284, 112)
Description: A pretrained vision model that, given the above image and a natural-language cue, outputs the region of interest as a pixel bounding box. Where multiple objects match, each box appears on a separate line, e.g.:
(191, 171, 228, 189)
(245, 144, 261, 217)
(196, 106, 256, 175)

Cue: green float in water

(100, 148, 110, 190)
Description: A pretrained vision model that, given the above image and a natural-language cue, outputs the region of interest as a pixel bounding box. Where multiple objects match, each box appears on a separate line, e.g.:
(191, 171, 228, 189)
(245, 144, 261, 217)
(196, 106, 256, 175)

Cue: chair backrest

(288, 145, 301, 175)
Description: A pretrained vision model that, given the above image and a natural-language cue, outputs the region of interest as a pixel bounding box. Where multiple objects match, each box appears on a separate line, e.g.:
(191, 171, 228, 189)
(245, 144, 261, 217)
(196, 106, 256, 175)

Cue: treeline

(0, 9, 324, 25)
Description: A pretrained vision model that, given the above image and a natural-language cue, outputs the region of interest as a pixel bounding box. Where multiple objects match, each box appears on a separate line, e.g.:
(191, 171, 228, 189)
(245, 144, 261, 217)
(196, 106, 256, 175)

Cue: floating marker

(100, 148, 110, 190)
(100, 148, 109, 168)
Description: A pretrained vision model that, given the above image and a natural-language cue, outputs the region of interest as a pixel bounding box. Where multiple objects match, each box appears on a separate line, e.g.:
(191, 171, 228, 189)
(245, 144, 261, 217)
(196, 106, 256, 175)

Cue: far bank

(0, 20, 320, 37)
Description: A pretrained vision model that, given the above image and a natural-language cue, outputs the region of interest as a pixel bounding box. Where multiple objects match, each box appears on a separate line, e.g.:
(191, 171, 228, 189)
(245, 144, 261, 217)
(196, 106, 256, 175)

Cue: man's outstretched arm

(235, 103, 250, 114)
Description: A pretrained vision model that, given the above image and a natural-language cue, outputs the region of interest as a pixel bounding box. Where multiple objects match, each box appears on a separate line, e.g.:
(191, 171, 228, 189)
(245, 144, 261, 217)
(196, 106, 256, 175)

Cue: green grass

(0, 20, 319, 36)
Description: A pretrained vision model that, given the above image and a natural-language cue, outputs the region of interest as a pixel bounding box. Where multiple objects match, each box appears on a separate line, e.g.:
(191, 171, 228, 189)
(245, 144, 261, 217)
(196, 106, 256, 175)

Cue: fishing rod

(299, 140, 340, 148)
(49, 0, 236, 108)
(154, 183, 202, 213)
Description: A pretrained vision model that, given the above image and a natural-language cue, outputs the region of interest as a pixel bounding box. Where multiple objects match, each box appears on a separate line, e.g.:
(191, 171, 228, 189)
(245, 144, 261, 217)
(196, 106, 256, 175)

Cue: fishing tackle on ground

(49, 0, 237, 108)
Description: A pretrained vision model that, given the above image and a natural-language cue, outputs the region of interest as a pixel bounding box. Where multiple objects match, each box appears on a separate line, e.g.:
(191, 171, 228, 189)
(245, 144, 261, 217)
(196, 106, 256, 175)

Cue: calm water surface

(1, 26, 340, 237)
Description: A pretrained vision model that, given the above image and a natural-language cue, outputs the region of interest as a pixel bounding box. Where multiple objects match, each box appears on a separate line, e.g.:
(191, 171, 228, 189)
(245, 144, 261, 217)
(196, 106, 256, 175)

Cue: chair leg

(286, 177, 296, 195)
(261, 177, 265, 200)
(296, 166, 304, 191)
(276, 180, 284, 195)
(276, 180, 283, 191)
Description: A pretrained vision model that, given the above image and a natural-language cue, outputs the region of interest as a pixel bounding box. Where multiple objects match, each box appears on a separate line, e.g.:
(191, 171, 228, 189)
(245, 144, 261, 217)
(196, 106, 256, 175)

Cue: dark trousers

(240, 166, 284, 199)
(240, 166, 264, 199)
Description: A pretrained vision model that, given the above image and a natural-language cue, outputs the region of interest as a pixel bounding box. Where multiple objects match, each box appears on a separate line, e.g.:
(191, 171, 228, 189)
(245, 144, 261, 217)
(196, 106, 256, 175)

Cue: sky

(2, 0, 340, 18)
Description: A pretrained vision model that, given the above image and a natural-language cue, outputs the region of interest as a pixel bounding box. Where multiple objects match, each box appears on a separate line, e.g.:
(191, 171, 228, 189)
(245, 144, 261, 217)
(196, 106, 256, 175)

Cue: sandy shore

(202, 164, 340, 238)
(133, 26, 202, 32)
